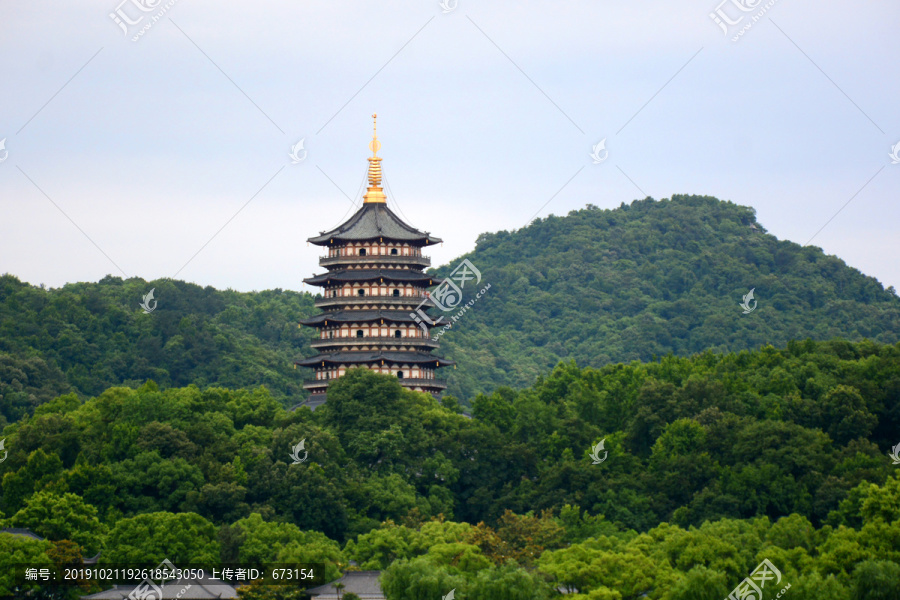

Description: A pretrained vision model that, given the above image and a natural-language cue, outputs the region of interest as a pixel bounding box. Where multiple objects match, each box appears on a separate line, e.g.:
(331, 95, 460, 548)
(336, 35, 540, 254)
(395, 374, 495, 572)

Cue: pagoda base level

(301, 379, 445, 407)
(290, 394, 329, 412)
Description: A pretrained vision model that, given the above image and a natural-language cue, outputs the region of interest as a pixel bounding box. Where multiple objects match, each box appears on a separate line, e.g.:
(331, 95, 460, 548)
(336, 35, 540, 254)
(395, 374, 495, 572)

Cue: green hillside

(434, 195, 900, 399)
(1, 341, 899, 598)
(0, 276, 317, 426)
(2, 194, 899, 421)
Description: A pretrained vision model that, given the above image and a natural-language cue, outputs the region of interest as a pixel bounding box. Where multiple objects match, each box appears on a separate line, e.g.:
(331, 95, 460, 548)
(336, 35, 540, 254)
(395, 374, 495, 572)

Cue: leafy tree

(851, 560, 900, 600)
(0, 531, 53, 597)
(102, 512, 219, 563)
(661, 565, 729, 600)
(231, 513, 344, 582)
(1, 448, 65, 513)
(2, 491, 105, 555)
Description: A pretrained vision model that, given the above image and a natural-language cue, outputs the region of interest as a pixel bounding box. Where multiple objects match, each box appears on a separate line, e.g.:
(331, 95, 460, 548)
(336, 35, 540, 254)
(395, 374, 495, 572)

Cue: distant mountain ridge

(1, 194, 898, 418)
(432, 195, 900, 399)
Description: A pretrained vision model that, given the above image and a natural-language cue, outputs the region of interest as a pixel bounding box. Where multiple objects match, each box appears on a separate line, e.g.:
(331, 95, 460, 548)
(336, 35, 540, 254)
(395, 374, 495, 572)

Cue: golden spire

(363, 113, 386, 204)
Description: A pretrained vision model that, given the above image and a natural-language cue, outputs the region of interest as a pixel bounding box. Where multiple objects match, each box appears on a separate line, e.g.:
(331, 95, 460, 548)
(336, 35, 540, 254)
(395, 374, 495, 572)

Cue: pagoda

(295, 115, 454, 408)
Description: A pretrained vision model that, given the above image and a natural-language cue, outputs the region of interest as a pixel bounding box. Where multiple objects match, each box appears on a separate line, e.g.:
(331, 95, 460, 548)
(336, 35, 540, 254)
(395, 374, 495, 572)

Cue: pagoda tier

(295, 115, 453, 407)
(307, 202, 442, 247)
(303, 269, 438, 287)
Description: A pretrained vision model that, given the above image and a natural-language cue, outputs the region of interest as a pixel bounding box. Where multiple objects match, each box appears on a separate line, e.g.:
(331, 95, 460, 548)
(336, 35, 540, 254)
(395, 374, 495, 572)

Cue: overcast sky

(1, 0, 897, 293)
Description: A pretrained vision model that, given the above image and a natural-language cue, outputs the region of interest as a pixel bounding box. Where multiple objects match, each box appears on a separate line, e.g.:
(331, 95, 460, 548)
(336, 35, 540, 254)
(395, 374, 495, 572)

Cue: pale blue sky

(1, 0, 898, 292)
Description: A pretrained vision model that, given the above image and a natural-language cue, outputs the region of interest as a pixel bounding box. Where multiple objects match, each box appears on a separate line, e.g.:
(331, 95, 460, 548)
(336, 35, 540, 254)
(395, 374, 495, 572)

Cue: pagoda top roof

(308, 203, 442, 246)
(294, 350, 454, 367)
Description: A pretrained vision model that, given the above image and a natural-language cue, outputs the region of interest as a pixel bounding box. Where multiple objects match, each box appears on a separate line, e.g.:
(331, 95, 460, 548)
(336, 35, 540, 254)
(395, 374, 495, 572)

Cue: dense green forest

(2, 195, 899, 415)
(0, 276, 318, 426)
(2, 339, 899, 598)
(433, 195, 900, 399)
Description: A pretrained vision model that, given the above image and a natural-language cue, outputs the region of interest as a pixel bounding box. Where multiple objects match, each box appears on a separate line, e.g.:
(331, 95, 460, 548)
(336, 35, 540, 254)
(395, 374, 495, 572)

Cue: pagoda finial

(363, 113, 386, 203)
(369, 113, 381, 158)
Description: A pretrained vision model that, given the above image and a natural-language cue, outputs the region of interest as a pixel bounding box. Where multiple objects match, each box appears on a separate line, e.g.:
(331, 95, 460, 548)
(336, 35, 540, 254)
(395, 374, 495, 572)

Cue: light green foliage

(103, 511, 219, 564)
(421, 542, 492, 573)
(0, 532, 53, 596)
(231, 513, 344, 582)
(0, 343, 897, 597)
(661, 566, 729, 600)
(2, 491, 105, 555)
(345, 519, 474, 570)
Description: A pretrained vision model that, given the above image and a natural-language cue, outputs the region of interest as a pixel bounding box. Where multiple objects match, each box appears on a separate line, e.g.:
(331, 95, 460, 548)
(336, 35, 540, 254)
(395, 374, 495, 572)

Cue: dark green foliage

(430, 196, 900, 398)
(0, 275, 317, 417)
(851, 560, 900, 600)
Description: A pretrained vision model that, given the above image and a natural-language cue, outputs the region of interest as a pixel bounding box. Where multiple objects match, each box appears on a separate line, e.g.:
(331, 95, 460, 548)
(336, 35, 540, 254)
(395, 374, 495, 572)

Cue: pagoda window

(394, 330, 402, 338)
(397, 371, 404, 379)
(391, 248, 398, 255)
(392, 289, 400, 297)
(358, 289, 366, 296)
(328, 331, 334, 339)
(359, 248, 367, 256)
(356, 330, 364, 338)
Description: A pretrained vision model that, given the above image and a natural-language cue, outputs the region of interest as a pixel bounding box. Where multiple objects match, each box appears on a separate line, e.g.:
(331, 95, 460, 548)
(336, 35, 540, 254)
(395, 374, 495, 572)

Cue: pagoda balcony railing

(319, 255, 431, 267)
(397, 378, 448, 388)
(314, 295, 433, 309)
(310, 336, 440, 349)
(304, 377, 447, 389)
(303, 380, 329, 390)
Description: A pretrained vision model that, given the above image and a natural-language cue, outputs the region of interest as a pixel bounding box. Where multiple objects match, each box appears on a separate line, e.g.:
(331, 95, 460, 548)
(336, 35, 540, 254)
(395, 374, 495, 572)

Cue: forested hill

(0, 276, 318, 426)
(2, 342, 900, 597)
(1, 194, 899, 419)
(433, 195, 900, 399)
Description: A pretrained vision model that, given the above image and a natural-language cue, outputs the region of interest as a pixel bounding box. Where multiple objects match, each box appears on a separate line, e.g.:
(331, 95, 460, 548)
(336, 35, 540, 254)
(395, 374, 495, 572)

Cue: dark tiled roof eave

(308, 204, 441, 246)
(299, 309, 443, 326)
(294, 351, 455, 367)
(80, 578, 237, 599)
(303, 269, 437, 286)
(306, 571, 384, 597)
(0, 528, 44, 541)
